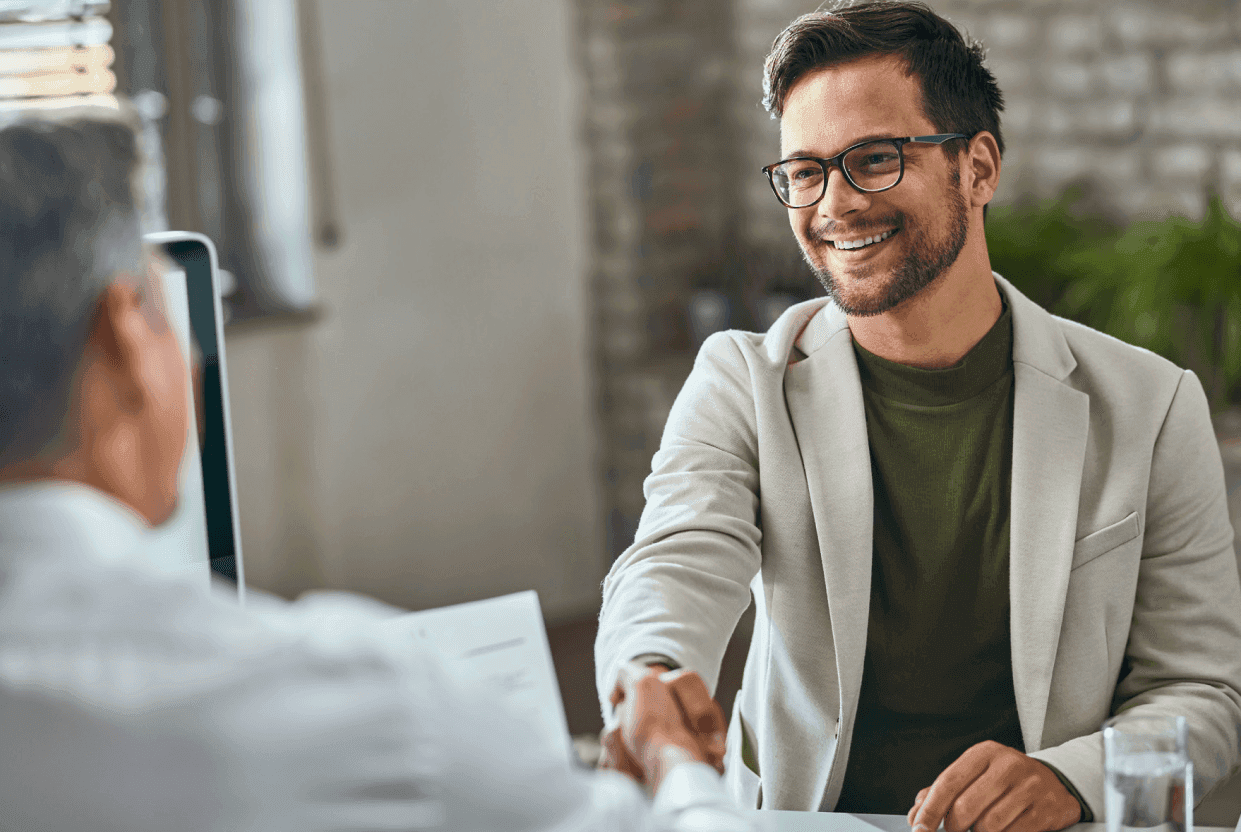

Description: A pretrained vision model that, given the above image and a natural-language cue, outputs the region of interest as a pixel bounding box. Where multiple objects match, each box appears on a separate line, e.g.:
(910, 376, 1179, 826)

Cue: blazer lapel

(1001, 276, 1090, 751)
(782, 304, 874, 808)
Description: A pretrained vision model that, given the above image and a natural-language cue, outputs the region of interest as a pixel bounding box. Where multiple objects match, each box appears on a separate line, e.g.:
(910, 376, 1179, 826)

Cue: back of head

(0, 108, 145, 469)
(762, 0, 1005, 157)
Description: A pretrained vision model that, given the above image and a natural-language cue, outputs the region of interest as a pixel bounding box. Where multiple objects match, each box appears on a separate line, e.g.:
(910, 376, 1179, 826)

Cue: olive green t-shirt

(834, 304, 1023, 814)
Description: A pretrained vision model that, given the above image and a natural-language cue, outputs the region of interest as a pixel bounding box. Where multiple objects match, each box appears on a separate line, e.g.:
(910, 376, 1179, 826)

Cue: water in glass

(1104, 715, 1192, 832)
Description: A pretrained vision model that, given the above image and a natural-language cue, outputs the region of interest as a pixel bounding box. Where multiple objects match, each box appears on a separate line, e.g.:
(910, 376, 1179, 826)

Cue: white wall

(223, 0, 603, 620)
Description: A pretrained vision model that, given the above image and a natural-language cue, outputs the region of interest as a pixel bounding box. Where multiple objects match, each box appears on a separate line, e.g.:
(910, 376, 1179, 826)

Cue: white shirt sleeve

(0, 557, 755, 832)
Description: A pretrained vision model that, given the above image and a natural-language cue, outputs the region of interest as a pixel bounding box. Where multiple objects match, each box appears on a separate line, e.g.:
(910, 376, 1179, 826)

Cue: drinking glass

(1104, 714, 1192, 832)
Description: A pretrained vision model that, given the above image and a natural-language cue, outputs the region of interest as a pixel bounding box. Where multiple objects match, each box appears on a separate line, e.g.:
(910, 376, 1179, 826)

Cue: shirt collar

(0, 480, 148, 568)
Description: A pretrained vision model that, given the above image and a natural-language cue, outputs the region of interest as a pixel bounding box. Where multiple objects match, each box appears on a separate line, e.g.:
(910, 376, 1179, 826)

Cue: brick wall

(738, 0, 1241, 238)
(575, 0, 746, 557)
(577, 0, 1241, 562)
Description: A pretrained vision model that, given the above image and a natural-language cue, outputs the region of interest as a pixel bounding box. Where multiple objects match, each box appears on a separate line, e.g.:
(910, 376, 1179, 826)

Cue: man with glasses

(596, 3, 1241, 831)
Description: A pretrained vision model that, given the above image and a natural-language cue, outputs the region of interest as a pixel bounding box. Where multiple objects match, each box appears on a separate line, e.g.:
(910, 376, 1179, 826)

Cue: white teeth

(833, 229, 895, 250)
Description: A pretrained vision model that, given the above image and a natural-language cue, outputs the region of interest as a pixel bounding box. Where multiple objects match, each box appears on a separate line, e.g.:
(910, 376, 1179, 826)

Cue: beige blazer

(596, 275, 1241, 817)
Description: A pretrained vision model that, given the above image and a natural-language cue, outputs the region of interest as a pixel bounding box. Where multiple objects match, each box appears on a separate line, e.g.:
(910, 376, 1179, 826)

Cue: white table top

(743, 812, 1232, 832)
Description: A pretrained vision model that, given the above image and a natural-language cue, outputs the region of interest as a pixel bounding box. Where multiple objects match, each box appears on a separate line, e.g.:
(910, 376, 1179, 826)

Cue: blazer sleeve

(595, 332, 764, 716)
(1030, 369, 1241, 816)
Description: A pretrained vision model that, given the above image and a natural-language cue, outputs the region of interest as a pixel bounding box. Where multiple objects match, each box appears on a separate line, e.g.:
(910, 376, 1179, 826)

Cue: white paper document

(383, 590, 573, 763)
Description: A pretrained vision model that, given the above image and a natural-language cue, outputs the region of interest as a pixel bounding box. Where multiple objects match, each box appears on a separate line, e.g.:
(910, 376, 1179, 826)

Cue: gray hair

(0, 107, 146, 468)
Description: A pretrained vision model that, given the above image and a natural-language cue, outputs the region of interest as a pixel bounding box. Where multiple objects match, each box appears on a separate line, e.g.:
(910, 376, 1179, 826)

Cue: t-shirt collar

(853, 298, 1014, 406)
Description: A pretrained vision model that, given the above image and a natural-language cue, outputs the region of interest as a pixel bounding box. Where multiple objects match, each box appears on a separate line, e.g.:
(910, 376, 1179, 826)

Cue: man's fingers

(598, 732, 617, 769)
(913, 744, 993, 831)
(663, 670, 726, 735)
(919, 743, 1083, 832)
(942, 777, 1012, 832)
(615, 661, 695, 760)
(908, 788, 930, 826)
(977, 801, 1045, 832)
(611, 661, 730, 778)
(599, 724, 646, 784)
(942, 752, 1027, 832)
(972, 779, 1038, 832)
(987, 773, 1080, 832)
(1001, 807, 1047, 832)
(662, 669, 727, 767)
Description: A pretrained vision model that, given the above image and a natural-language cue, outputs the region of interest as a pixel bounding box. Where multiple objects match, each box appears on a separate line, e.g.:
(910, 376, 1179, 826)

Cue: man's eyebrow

(780, 134, 903, 160)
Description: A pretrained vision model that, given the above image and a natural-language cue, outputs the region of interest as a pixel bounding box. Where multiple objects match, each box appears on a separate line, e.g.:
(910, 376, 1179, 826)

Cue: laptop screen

(146, 233, 245, 595)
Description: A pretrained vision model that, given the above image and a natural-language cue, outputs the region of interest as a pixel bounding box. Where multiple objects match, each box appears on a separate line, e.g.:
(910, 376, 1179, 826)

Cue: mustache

(810, 213, 904, 241)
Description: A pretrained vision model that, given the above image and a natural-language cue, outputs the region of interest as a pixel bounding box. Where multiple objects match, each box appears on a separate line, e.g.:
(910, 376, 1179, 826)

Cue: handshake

(599, 661, 729, 792)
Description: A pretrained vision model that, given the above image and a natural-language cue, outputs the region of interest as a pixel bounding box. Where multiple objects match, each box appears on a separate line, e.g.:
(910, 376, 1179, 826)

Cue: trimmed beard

(802, 162, 970, 317)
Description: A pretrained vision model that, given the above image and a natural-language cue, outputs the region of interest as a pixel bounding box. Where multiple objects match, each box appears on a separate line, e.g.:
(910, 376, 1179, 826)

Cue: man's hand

(907, 741, 1082, 832)
(598, 661, 727, 791)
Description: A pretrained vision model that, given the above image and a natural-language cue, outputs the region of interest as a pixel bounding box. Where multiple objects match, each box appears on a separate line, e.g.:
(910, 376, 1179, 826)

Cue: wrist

(1033, 758, 1091, 823)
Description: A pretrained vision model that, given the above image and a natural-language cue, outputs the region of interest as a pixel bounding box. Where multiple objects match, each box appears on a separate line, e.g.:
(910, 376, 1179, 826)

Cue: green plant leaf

(986, 189, 1241, 410)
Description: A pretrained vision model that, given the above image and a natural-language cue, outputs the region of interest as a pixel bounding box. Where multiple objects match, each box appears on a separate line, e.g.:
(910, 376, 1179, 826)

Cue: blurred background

(7, 0, 1239, 777)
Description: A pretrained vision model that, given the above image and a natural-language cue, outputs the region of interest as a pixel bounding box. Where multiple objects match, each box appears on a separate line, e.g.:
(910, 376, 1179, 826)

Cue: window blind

(0, 0, 116, 111)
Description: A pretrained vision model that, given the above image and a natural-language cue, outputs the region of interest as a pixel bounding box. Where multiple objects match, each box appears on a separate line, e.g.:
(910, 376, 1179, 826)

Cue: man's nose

(818, 165, 870, 220)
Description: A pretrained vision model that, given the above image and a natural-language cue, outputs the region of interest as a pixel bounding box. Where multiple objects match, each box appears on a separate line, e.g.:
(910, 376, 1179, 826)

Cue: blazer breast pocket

(1071, 511, 1141, 570)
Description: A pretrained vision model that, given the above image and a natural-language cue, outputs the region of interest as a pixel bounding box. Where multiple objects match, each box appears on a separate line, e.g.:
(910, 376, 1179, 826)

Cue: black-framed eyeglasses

(762, 133, 971, 208)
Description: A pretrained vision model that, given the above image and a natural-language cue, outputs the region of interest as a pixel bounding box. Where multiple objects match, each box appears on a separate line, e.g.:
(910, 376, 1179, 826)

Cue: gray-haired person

(0, 107, 751, 832)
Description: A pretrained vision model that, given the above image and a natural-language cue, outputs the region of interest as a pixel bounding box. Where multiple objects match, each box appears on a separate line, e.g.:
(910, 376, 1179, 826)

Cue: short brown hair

(762, 1, 1005, 157)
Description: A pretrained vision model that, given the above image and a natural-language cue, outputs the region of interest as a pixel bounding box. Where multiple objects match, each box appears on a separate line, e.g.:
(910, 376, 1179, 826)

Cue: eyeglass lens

(770, 139, 902, 207)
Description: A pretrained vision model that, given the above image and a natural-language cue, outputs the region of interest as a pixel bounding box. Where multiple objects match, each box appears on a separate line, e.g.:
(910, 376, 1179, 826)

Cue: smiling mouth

(830, 228, 897, 251)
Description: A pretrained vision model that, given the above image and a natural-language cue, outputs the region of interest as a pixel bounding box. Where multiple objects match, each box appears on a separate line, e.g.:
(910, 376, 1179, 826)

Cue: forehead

(779, 56, 933, 157)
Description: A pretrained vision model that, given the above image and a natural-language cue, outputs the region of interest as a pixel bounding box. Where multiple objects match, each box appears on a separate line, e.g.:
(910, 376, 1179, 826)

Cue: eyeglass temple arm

(905, 133, 971, 144)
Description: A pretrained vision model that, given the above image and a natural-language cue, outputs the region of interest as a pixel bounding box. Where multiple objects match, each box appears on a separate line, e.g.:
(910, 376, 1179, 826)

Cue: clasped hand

(601, 668, 1081, 832)
(599, 661, 727, 791)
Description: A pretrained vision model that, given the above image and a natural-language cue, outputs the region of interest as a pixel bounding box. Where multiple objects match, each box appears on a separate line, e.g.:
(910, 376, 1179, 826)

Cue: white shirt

(0, 482, 755, 832)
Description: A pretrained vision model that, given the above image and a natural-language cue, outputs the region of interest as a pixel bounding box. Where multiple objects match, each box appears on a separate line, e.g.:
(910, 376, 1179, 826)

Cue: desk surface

(745, 812, 1232, 832)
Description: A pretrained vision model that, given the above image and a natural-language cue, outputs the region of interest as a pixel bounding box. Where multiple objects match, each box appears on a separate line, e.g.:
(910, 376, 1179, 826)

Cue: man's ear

(87, 278, 150, 415)
(964, 131, 1001, 210)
